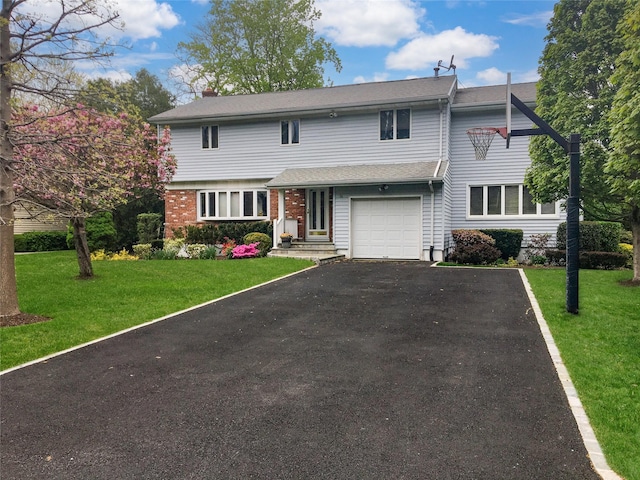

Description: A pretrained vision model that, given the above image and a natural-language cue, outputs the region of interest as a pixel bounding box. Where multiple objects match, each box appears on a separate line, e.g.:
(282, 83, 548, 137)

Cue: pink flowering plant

(231, 242, 260, 259)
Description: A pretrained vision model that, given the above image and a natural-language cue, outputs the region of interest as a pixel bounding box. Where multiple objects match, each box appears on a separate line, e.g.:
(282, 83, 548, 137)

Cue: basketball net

(467, 127, 503, 161)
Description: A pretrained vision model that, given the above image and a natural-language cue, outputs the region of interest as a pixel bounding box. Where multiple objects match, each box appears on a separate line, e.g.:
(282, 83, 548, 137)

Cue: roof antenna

(434, 55, 456, 77)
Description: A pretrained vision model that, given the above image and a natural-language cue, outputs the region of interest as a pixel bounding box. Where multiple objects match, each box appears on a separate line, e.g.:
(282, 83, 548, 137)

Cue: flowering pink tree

(12, 104, 176, 278)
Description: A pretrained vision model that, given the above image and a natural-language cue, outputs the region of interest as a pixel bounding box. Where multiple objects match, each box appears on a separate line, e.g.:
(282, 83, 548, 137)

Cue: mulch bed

(0, 314, 51, 328)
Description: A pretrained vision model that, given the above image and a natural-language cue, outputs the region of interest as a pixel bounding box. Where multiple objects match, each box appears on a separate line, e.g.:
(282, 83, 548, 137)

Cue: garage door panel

(352, 198, 421, 260)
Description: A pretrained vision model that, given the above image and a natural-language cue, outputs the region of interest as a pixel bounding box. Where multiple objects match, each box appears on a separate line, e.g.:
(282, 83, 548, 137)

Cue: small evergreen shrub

(557, 221, 622, 252)
(480, 229, 523, 260)
(182, 221, 273, 245)
(243, 232, 272, 257)
(15, 231, 68, 252)
(137, 213, 163, 243)
(620, 230, 633, 245)
(450, 229, 501, 265)
(619, 243, 633, 267)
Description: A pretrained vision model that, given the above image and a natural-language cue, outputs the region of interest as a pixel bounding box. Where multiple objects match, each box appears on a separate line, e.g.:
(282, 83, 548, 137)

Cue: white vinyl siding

(168, 107, 441, 182)
(449, 109, 566, 247)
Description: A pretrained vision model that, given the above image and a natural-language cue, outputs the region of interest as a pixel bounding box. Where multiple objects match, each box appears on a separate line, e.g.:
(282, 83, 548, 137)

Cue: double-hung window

(469, 184, 557, 217)
(281, 120, 300, 145)
(201, 125, 219, 149)
(380, 108, 411, 140)
(199, 190, 268, 220)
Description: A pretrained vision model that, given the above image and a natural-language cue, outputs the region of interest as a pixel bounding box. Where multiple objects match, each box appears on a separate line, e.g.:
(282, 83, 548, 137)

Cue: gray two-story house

(149, 75, 563, 261)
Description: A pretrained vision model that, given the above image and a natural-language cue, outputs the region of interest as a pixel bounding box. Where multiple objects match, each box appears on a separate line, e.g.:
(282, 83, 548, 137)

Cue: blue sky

(27, 0, 558, 102)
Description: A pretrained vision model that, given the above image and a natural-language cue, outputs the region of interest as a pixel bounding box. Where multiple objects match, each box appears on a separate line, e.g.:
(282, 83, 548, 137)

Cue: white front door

(306, 188, 329, 241)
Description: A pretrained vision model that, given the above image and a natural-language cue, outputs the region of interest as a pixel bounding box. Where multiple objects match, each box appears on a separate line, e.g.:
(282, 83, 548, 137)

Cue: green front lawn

(525, 268, 640, 480)
(1, 251, 313, 370)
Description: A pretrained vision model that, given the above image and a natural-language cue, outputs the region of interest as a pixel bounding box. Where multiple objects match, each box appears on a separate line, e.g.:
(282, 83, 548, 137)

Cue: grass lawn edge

(0, 263, 318, 376)
(517, 268, 622, 480)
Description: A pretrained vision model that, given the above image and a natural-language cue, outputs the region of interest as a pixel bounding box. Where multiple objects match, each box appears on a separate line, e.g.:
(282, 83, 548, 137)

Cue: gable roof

(452, 82, 537, 109)
(266, 161, 447, 188)
(149, 76, 457, 124)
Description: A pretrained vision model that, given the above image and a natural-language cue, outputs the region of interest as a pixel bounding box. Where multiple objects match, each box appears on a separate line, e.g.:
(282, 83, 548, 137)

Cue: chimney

(202, 88, 218, 98)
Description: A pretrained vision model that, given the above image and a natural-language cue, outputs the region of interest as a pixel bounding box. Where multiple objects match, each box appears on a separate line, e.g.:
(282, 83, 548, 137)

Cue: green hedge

(556, 221, 622, 252)
(14, 231, 69, 252)
(66, 212, 118, 252)
(178, 221, 273, 245)
(479, 229, 523, 260)
(546, 249, 627, 269)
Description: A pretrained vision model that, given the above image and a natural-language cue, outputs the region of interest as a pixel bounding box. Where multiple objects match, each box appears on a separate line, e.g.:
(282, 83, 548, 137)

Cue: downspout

(429, 180, 435, 261)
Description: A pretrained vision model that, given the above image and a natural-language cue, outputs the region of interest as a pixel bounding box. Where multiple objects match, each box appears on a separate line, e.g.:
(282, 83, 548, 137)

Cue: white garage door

(351, 197, 421, 260)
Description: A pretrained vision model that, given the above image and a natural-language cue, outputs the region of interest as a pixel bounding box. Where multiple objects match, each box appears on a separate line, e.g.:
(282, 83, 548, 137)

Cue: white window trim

(280, 119, 300, 146)
(379, 108, 412, 142)
(466, 184, 559, 219)
(198, 189, 269, 220)
(201, 125, 219, 150)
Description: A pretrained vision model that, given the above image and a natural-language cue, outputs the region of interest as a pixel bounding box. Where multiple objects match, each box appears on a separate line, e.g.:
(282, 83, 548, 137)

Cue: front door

(306, 188, 329, 241)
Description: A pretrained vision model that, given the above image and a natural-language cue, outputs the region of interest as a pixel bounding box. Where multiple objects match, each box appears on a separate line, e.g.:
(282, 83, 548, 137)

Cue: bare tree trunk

(71, 217, 94, 279)
(632, 206, 640, 283)
(0, 0, 21, 317)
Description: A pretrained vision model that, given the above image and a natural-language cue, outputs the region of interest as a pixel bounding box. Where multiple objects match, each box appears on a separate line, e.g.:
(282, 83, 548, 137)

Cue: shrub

(136, 213, 163, 243)
(232, 242, 260, 259)
(479, 229, 523, 260)
(221, 237, 237, 259)
(109, 249, 138, 261)
(198, 246, 219, 260)
(150, 248, 177, 260)
(15, 230, 68, 252)
(132, 243, 152, 260)
(186, 243, 208, 259)
(619, 243, 633, 268)
(557, 221, 622, 252)
(150, 239, 164, 250)
(525, 233, 552, 264)
(450, 229, 501, 265)
(545, 249, 627, 269)
(67, 212, 117, 252)
(182, 221, 273, 245)
(243, 232, 272, 257)
(163, 238, 184, 252)
(620, 230, 633, 244)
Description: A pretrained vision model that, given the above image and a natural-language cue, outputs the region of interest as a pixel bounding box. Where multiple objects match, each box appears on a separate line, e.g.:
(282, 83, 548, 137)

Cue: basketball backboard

(506, 72, 512, 148)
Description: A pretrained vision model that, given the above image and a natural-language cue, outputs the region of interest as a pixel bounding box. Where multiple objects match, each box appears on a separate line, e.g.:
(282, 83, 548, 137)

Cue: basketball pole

(508, 95, 581, 314)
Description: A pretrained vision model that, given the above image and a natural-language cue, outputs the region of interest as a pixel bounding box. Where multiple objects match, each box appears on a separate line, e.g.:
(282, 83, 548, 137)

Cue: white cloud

(477, 67, 505, 84)
(353, 72, 391, 84)
(385, 27, 499, 71)
(316, 0, 425, 47)
(85, 69, 133, 83)
(503, 11, 553, 28)
(17, 0, 180, 41)
(515, 69, 540, 83)
(149, 41, 158, 52)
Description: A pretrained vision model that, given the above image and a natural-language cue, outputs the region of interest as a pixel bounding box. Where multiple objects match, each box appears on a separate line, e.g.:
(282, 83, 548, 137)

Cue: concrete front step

(268, 242, 344, 264)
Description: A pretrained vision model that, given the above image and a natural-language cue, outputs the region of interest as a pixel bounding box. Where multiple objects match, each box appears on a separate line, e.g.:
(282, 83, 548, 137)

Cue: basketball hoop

(466, 127, 506, 161)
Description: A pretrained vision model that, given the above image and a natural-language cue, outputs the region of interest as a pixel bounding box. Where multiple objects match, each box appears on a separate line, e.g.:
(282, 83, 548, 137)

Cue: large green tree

(177, 0, 341, 96)
(608, 0, 640, 282)
(525, 0, 628, 222)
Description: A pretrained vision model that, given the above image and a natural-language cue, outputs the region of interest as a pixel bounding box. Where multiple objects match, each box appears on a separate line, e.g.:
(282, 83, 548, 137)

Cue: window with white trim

(380, 108, 410, 140)
(198, 190, 268, 220)
(468, 184, 557, 217)
(281, 119, 300, 145)
(201, 125, 218, 149)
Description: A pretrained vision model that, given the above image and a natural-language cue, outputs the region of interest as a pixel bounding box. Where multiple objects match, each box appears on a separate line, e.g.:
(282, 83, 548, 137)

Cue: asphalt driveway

(1, 262, 599, 479)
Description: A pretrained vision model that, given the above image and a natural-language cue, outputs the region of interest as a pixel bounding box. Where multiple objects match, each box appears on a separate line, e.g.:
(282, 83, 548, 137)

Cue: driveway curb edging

(518, 269, 621, 480)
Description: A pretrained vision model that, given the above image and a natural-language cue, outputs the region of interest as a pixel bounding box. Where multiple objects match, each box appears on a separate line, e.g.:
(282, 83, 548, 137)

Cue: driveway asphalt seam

(518, 269, 621, 480)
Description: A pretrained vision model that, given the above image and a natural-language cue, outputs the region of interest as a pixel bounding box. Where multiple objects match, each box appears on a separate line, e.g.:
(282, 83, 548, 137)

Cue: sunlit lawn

(525, 268, 640, 480)
(1, 251, 313, 370)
